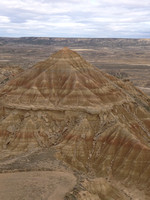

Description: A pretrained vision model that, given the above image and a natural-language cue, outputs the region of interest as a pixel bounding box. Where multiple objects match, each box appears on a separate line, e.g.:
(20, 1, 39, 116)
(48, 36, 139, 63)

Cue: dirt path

(0, 171, 76, 200)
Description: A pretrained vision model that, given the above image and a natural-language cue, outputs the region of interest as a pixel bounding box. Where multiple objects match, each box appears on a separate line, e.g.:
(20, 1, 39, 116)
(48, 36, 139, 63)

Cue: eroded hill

(0, 48, 150, 200)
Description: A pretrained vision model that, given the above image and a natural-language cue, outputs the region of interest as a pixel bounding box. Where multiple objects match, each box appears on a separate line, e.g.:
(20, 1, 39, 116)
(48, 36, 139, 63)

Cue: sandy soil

(0, 171, 76, 200)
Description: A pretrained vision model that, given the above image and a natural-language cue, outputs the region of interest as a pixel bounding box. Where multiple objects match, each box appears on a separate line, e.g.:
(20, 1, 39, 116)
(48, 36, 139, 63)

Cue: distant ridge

(1, 37, 150, 46)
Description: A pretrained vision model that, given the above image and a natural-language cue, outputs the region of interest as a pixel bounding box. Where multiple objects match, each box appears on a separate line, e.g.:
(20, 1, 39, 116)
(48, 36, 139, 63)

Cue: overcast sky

(0, 0, 150, 38)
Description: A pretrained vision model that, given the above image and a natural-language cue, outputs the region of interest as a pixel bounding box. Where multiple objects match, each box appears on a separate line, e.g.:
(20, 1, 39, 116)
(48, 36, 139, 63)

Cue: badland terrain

(0, 39, 150, 200)
(0, 37, 150, 95)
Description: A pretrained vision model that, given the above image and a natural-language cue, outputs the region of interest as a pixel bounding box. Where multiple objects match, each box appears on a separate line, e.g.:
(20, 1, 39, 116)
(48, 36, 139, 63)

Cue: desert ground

(0, 149, 77, 200)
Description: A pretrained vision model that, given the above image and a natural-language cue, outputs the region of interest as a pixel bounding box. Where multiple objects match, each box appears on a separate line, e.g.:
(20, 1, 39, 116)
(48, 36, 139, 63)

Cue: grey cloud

(0, 0, 150, 38)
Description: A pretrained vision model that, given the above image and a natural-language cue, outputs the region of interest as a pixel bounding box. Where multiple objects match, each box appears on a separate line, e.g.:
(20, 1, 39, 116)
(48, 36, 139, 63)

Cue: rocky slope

(0, 66, 23, 87)
(0, 47, 150, 200)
